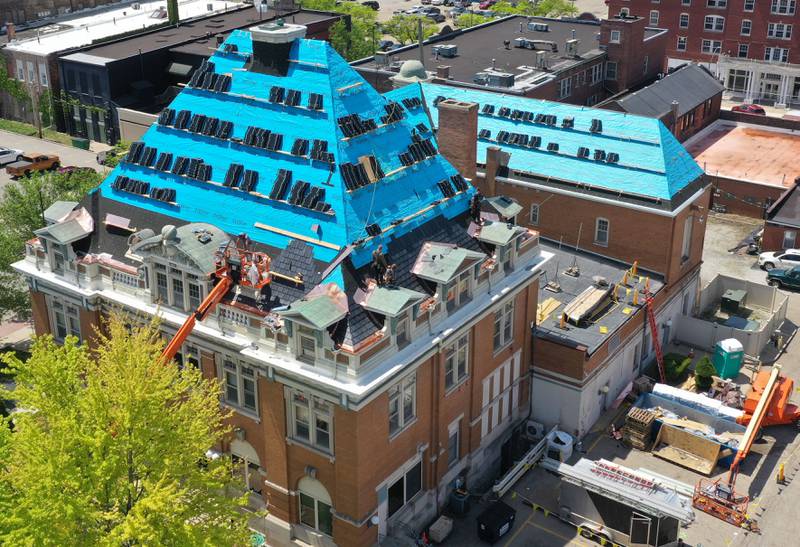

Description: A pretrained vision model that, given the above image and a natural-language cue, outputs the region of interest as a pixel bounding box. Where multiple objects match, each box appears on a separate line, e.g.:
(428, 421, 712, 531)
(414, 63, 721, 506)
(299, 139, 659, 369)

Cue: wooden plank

(563, 285, 611, 323)
(537, 297, 561, 323)
(254, 222, 341, 251)
(652, 424, 721, 476)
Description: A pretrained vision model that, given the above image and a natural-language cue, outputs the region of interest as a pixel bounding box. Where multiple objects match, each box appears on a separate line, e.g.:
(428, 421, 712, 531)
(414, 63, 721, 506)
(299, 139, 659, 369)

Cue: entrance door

(630, 512, 652, 546)
(760, 81, 780, 102)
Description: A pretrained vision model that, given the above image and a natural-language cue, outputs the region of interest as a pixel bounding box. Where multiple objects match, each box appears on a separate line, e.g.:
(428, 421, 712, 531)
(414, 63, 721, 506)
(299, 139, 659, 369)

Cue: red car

(479, 0, 496, 8)
(732, 104, 766, 115)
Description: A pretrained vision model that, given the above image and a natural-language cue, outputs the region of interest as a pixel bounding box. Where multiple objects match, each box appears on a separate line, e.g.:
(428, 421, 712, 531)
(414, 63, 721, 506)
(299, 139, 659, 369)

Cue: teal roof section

(96, 28, 473, 277)
(385, 83, 704, 202)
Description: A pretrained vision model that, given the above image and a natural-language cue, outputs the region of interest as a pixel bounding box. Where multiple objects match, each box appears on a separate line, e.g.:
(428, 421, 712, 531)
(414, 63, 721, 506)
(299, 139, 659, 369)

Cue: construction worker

(383, 263, 396, 287)
(469, 190, 483, 223)
(372, 244, 388, 285)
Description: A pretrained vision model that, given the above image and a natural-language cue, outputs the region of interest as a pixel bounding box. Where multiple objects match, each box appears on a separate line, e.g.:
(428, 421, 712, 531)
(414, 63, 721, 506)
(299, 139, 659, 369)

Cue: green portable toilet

(713, 338, 744, 380)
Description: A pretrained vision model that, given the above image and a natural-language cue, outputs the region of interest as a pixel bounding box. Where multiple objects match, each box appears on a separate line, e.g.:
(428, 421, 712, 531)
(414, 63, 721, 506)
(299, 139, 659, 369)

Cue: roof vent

(547, 142, 559, 152)
(606, 152, 620, 163)
(565, 39, 580, 57)
(590, 119, 603, 133)
(561, 116, 574, 129)
(594, 149, 606, 161)
(535, 51, 547, 69)
(577, 146, 590, 158)
(528, 21, 549, 32)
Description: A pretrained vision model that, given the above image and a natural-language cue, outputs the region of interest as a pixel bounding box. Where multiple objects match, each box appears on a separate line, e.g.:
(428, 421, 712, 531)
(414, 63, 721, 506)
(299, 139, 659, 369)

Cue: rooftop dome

(398, 60, 428, 80)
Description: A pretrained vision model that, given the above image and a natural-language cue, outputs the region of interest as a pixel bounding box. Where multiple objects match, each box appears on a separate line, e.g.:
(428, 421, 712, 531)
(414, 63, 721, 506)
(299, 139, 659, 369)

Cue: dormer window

(297, 325, 318, 363)
(445, 269, 473, 312)
(394, 311, 410, 348)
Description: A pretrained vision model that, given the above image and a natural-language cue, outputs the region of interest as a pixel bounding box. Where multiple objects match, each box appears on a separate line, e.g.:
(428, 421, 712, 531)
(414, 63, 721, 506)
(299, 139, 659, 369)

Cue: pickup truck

(5, 153, 60, 178)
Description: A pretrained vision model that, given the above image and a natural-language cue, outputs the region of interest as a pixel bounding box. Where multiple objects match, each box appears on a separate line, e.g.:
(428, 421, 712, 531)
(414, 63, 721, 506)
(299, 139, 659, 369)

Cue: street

(0, 130, 105, 195)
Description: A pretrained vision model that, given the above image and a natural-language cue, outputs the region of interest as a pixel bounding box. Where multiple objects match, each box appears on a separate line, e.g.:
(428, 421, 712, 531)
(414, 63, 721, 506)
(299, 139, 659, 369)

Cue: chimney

(6, 22, 15, 42)
(167, 0, 179, 25)
(248, 22, 306, 76)
(437, 99, 478, 182)
(670, 100, 680, 136)
(484, 146, 510, 197)
(436, 65, 450, 80)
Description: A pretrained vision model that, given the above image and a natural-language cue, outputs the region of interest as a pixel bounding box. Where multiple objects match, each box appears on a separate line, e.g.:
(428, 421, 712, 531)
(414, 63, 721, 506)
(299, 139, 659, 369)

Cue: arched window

(298, 476, 333, 536)
(231, 439, 262, 494)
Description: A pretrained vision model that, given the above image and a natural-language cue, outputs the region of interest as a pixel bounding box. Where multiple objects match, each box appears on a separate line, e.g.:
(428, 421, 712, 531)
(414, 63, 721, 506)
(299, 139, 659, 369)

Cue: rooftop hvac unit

(374, 52, 389, 66)
(432, 44, 458, 58)
(565, 39, 580, 57)
(535, 51, 547, 69)
(473, 72, 489, 85)
(487, 71, 515, 88)
(528, 21, 549, 32)
(514, 37, 534, 50)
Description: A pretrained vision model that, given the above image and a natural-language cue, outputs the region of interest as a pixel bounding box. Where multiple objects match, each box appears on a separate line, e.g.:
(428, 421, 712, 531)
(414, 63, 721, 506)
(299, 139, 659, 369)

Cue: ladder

(645, 293, 666, 383)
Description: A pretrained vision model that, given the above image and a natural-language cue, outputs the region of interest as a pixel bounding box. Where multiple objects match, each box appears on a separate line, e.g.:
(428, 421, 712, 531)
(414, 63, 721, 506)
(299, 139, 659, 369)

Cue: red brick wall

(762, 223, 798, 251)
(600, 16, 667, 93)
(711, 175, 784, 218)
(30, 291, 51, 337)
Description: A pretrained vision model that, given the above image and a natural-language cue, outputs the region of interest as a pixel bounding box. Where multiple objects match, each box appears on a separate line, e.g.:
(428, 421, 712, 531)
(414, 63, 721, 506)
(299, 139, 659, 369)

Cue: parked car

(427, 12, 446, 21)
(449, 6, 466, 16)
(767, 265, 800, 290)
(0, 146, 23, 166)
(758, 249, 800, 270)
(479, 0, 496, 9)
(378, 39, 395, 51)
(5, 153, 60, 178)
(362, 0, 379, 9)
(431, 0, 447, 5)
(732, 104, 766, 115)
(421, 0, 432, 4)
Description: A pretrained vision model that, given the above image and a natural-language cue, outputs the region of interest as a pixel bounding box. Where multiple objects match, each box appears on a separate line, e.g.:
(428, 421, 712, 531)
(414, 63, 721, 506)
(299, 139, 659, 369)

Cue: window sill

(389, 416, 418, 443)
(286, 437, 335, 461)
(221, 401, 260, 423)
(445, 376, 469, 397)
(492, 341, 513, 358)
(593, 240, 608, 248)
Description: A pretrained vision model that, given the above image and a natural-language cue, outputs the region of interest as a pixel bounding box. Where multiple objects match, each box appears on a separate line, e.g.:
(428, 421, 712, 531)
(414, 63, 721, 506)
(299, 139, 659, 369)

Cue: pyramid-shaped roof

(386, 82, 705, 205)
(95, 25, 473, 290)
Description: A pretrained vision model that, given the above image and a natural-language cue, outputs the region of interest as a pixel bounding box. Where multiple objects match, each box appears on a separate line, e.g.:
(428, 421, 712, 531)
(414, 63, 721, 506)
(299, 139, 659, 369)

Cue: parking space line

(502, 511, 534, 546)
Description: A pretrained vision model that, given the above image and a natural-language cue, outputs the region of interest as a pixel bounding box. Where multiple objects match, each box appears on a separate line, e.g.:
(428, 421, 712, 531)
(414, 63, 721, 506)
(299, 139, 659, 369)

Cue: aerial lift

(161, 235, 271, 362)
(692, 366, 790, 532)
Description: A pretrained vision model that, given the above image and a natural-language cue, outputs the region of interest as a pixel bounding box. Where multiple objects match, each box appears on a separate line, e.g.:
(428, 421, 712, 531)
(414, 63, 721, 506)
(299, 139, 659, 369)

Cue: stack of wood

(622, 407, 656, 451)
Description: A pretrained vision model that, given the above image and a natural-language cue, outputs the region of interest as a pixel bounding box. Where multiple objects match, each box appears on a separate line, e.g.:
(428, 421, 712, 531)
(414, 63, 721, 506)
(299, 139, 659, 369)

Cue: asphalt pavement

(0, 130, 106, 195)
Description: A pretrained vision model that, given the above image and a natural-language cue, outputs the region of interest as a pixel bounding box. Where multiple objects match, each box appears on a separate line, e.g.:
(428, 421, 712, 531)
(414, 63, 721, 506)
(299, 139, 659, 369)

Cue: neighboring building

(57, 6, 343, 143)
(606, 0, 800, 107)
(685, 119, 800, 216)
(0, 0, 119, 26)
(387, 81, 710, 436)
(353, 15, 668, 106)
(14, 23, 548, 547)
(1, 0, 245, 127)
(763, 180, 800, 251)
(600, 63, 724, 142)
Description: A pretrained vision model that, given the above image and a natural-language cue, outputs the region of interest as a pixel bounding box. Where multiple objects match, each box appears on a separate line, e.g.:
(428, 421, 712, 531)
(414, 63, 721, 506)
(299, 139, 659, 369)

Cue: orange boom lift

(162, 234, 271, 363)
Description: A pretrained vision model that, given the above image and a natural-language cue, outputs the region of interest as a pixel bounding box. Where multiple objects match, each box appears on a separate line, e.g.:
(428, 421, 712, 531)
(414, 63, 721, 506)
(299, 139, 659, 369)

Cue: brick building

(606, 0, 800, 107)
(0, 0, 118, 26)
(14, 23, 548, 547)
(762, 180, 800, 251)
(600, 63, 724, 142)
(388, 82, 710, 436)
(353, 15, 668, 107)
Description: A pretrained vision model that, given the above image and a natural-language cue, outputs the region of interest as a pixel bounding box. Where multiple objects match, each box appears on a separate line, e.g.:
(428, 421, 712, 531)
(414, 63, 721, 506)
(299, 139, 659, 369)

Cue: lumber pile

(622, 407, 656, 450)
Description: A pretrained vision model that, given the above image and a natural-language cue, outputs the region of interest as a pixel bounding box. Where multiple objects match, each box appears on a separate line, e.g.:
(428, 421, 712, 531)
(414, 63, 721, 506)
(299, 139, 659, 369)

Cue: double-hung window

(529, 203, 540, 225)
(702, 39, 722, 54)
(704, 15, 725, 32)
(765, 47, 790, 62)
(447, 423, 460, 467)
(387, 460, 422, 517)
(595, 217, 610, 246)
(606, 61, 618, 81)
(679, 13, 689, 29)
(222, 359, 257, 413)
(297, 325, 318, 363)
(389, 373, 416, 436)
(707, 0, 727, 6)
(768, 23, 793, 39)
(590, 63, 602, 85)
(559, 77, 572, 99)
(649, 10, 659, 25)
(738, 44, 749, 57)
(744, 0, 755, 10)
(772, 0, 796, 14)
(51, 300, 81, 343)
(493, 301, 514, 351)
(291, 392, 333, 452)
(741, 19, 752, 36)
(444, 334, 469, 390)
(677, 37, 688, 51)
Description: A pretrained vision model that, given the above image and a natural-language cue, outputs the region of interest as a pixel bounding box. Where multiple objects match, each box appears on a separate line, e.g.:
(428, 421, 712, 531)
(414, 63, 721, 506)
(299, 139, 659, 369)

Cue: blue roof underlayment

(98, 30, 472, 289)
(386, 83, 704, 202)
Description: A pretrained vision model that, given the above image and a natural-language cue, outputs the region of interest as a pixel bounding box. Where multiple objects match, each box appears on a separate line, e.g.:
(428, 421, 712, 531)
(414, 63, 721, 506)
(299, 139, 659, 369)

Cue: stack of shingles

(622, 407, 656, 451)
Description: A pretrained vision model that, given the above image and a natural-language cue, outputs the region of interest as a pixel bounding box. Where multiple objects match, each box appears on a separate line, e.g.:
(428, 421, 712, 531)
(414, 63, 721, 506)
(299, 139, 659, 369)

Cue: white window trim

(528, 203, 540, 226)
(559, 77, 572, 99)
(595, 217, 610, 246)
(677, 36, 688, 51)
(679, 13, 689, 29)
(444, 333, 470, 393)
(741, 19, 752, 36)
(220, 357, 259, 415)
(493, 300, 515, 353)
(704, 15, 725, 32)
(381, 454, 424, 520)
(289, 390, 334, 454)
(50, 297, 81, 343)
(649, 10, 659, 25)
(610, 30, 621, 44)
(389, 372, 417, 438)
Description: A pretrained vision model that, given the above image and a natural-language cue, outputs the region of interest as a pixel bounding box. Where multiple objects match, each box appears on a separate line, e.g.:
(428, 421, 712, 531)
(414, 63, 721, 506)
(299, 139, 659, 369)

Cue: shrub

(664, 353, 693, 382)
(694, 356, 718, 391)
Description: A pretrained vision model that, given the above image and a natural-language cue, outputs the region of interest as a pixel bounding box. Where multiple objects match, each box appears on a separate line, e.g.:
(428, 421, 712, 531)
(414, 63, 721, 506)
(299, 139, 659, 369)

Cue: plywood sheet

(652, 424, 721, 476)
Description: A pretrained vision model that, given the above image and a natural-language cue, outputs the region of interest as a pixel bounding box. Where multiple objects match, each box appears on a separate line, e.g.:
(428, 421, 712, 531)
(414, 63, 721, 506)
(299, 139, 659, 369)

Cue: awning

(167, 62, 193, 77)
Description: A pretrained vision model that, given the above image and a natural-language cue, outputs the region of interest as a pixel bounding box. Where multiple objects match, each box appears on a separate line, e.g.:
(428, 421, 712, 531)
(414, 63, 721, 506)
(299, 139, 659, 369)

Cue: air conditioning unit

(487, 71, 515, 88)
(528, 21, 549, 32)
(525, 420, 545, 441)
(432, 44, 458, 58)
(565, 38, 580, 57)
(473, 72, 489, 85)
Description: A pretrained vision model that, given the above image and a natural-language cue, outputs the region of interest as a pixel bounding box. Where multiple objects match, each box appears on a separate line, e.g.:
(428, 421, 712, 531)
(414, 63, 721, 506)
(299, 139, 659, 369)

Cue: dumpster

(72, 137, 90, 150)
(477, 501, 516, 543)
(713, 338, 744, 380)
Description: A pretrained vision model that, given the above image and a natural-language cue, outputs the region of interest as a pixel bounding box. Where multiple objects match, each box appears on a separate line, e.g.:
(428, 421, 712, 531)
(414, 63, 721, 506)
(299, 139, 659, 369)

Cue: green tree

(0, 315, 254, 545)
(383, 15, 438, 46)
(0, 169, 103, 318)
(455, 13, 496, 29)
(534, 0, 579, 17)
(38, 89, 53, 128)
(302, 0, 378, 60)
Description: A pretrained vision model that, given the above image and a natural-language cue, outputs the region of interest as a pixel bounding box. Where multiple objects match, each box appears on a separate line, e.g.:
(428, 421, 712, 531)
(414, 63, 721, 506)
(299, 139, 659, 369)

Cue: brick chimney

(436, 99, 477, 182)
(436, 65, 451, 80)
(484, 146, 510, 197)
(248, 22, 306, 77)
(670, 100, 680, 137)
(6, 22, 15, 42)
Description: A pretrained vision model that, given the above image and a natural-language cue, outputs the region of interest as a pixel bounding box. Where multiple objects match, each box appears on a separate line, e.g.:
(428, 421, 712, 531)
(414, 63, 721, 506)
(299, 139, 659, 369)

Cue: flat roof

(5, 0, 244, 56)
(535, 240, 664, 354)
(686, 121, 800, 188)
(356, 15, 605, 93)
